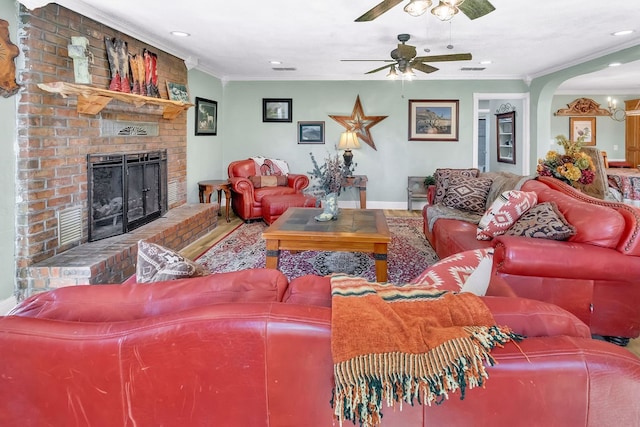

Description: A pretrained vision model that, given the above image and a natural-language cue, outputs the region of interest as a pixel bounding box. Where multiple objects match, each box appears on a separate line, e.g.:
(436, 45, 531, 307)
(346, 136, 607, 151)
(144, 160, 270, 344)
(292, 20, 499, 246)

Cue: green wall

(0, 0, 17, 299)
(551, 94, 627, 160)
(186, 69, 224, 203)
(220, 79, 527, 206)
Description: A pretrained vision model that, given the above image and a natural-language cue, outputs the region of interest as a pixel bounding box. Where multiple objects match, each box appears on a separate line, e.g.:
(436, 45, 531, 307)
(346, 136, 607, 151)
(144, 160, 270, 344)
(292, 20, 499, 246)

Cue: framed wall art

(297, 121, 324, 144)
(195, 97, 218, 136)
(263, 98, 292, 122)
(408, 99, 459, 141)
(166, 82, 190, 103)
(569, 116, 596, 146)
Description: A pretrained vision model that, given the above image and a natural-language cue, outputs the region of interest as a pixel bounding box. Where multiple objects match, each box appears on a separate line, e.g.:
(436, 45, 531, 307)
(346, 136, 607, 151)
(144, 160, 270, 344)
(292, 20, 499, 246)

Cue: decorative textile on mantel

(330, 275, 521, 427)
(554, 97, 611, 117)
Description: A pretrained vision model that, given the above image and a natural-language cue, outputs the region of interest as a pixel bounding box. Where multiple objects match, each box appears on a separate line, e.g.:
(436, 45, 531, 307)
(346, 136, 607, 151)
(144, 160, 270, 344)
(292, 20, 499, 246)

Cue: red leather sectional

(2, 269, 640, 426)
(424, 175, 640, 341)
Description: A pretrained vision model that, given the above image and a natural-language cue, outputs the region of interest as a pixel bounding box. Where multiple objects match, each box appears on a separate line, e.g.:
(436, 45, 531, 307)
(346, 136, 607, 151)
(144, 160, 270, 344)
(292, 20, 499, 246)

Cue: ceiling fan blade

(397, 43, 417, 60)
(365, 64, 393, 74)
(355, 0, 404, 22)
(341, 59, 395, 62)
(411, 62, 439, 74)
(458, 0, 495, 20)
(412, 53, 472, 62)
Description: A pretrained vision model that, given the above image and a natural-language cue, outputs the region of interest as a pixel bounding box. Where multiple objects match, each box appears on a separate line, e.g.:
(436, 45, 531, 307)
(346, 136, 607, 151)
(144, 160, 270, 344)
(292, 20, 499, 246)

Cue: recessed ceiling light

(612, 30, 634, 36)
(270, 60, 282, 65)
(609, 62, 622, 67)
(480, 60, 492, 65)
(170, 31, 190, 37)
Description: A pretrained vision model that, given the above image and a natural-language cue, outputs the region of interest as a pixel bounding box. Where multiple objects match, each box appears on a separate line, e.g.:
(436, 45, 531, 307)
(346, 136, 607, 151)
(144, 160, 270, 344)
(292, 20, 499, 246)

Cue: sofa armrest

(287, 173, 310, 192)
(228, 176, 255, 198)
(493, 235, 640, 281)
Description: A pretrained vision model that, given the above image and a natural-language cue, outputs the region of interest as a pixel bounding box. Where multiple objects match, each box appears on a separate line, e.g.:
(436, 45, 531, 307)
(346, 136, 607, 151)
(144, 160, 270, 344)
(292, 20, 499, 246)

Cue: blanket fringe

(331, 326, 521, 427)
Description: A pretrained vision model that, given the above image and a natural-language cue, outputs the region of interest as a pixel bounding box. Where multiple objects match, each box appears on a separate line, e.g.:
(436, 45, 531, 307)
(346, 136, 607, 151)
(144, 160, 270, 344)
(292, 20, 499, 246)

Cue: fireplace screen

(88, 151, 167, 241)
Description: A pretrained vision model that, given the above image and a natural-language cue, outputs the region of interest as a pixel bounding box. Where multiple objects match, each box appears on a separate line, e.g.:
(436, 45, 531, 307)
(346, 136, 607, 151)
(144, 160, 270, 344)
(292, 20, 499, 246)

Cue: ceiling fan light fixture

(404, 0, 432, 17)
(386, 65, 398, 79)
(442, 0, 464, 6)
(431, 1, 458, 21)
(403, 65, 416, 78)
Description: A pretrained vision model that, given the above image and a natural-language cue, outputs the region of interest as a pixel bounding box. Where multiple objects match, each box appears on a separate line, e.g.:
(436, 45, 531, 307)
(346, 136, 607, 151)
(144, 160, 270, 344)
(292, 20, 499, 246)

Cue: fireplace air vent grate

(58, 207, 82, 246)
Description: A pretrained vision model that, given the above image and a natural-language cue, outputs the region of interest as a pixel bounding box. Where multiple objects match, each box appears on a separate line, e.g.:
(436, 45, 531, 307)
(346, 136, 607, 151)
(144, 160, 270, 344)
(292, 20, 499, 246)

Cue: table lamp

(338, 131, 360, 171)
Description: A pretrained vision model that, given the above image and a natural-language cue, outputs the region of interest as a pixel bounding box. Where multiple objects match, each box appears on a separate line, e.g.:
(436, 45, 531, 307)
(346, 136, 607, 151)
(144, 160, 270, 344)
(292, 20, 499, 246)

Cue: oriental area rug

(196, 216, 438, 283)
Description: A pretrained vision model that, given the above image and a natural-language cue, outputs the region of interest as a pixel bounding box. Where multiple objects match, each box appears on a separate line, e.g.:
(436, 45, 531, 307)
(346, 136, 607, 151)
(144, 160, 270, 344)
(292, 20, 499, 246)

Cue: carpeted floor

(196, 216, 438, 283)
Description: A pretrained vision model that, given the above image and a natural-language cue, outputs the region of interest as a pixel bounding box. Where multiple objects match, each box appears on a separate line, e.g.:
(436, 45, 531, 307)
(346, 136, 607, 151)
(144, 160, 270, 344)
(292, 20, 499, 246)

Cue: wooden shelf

(37, 81, 193, 119)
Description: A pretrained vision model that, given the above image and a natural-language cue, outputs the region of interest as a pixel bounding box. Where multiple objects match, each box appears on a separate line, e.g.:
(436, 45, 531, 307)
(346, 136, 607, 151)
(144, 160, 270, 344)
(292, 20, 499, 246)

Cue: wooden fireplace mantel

(37, 81, 193, 119)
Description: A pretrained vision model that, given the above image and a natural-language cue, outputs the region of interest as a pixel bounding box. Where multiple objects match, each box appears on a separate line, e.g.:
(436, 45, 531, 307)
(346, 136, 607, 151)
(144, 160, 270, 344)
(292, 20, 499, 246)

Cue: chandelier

(403, 0, 465, 21)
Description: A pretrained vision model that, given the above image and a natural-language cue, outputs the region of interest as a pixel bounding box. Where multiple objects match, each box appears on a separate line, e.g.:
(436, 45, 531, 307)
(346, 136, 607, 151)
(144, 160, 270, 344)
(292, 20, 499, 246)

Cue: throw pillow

(433, 168, 480, 204)
(476, 190, 538, 240)
(441, 174, 493, 214)
(411, 248, 493, 296)
(136, 240, 209, 283)
(504, 201, 576, 240)
(249, 175, 288, 188)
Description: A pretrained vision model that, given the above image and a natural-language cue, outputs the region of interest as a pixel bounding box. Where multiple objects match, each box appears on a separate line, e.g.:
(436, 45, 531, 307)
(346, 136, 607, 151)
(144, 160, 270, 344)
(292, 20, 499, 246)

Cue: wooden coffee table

(262, 208, 391, 282)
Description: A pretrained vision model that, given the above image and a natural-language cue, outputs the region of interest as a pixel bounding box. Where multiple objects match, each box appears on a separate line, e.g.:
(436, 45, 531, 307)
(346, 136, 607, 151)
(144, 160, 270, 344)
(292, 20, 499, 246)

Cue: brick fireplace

(15, 4, 217, 297)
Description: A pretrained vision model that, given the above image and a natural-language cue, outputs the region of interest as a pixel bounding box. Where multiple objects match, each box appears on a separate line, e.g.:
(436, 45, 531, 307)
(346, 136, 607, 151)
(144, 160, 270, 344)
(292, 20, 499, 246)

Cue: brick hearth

(24, 204, 218, 295)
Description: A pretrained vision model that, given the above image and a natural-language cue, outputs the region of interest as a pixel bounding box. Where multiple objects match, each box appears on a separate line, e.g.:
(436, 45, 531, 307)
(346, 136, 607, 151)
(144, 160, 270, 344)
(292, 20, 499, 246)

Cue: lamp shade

(431, 1, 458, 20)
(404, 0, 432, 16)
(338, 131, 360, 150)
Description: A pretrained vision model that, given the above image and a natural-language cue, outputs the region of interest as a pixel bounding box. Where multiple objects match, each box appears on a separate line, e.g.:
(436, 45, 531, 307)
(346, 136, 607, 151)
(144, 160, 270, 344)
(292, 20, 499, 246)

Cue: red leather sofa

(3, 269, 640, 426)
(227, 158, 310, 221)
(423, 175, 640, 343)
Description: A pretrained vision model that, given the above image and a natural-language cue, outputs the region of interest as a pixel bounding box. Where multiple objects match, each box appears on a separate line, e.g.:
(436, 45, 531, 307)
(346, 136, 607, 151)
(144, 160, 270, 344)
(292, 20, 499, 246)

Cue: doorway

(472, 93, 531, 176)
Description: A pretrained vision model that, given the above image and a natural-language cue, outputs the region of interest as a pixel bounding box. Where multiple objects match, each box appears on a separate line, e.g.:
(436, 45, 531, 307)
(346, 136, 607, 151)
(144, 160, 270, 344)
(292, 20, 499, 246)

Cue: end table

(198, 179, 231, 222)
(342, 175, 367, 209)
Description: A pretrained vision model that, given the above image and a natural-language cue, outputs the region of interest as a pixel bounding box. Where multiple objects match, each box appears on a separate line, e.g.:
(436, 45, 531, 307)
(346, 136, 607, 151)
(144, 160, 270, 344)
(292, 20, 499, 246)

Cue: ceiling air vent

(272, 67, 297, 71)
(460, 67, 486, 71)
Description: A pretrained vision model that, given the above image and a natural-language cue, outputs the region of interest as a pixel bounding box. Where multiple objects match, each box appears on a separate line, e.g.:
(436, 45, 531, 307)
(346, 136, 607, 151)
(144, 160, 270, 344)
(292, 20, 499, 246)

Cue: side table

(198, 179, 231, 222)
(342, 175, 367, 209)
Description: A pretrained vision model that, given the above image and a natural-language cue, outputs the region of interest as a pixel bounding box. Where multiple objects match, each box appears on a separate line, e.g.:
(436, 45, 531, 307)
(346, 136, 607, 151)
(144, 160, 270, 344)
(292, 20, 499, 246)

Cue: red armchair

(227, 158, 310, 221)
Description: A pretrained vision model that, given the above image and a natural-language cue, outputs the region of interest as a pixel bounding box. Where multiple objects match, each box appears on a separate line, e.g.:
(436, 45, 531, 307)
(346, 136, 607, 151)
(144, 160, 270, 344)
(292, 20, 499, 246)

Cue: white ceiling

(19, 0, 640, 93)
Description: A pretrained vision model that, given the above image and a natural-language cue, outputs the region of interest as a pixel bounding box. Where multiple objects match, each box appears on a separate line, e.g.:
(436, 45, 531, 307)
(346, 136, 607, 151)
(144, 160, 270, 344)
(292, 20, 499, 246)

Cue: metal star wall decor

(329, 95, 387, 150)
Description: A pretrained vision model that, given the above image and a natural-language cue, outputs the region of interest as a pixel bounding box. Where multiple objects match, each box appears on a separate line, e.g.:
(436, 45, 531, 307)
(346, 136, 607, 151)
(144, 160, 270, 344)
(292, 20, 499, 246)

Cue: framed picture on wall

(408, 99, 459, 141)
(297, 121, 324, 144)
(195, 97, 218, 136)
(263, 98, 292, 122)
(166, 82, 190, 103)
(569, 116, 596, 146)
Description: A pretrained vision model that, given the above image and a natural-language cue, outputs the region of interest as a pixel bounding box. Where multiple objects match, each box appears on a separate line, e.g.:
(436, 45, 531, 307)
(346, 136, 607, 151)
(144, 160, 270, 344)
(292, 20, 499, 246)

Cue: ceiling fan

(342, 34, 472, 77)
(356, 0, 495, 22)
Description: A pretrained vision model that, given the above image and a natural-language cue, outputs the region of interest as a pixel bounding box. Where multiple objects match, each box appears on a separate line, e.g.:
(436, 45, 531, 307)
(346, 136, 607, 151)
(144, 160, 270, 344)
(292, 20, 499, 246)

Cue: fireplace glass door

(88, 150, 167, 242)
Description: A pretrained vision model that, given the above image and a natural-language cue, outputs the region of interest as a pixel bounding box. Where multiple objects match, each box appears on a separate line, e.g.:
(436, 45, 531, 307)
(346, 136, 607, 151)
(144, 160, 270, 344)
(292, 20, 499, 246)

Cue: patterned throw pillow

(249, 175, 288, 188)
(433, 168, 480, 204)
(476, 190, 538, 240)
(504, 202, 576, 240)
(441, 175, 493, 214)
(411, 248, 493, 296)
(136, 240, 209, 283)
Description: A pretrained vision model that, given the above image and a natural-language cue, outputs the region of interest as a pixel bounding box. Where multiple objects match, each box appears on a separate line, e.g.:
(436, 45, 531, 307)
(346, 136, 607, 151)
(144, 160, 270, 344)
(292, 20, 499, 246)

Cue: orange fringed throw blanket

(330, 275, 522, 427)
